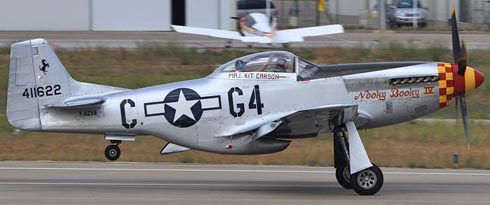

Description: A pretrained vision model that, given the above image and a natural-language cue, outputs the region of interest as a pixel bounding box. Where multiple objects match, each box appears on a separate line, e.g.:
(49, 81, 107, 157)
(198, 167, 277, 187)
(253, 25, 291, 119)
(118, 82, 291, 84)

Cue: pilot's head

(276, 58, 288, 70)
(235, 60, 246, 71)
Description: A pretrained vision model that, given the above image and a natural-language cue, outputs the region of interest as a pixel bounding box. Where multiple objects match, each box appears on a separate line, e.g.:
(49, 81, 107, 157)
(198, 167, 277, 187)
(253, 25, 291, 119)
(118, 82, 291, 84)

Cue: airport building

(0, 0, 236, 31)
(0, 0, 488, 31)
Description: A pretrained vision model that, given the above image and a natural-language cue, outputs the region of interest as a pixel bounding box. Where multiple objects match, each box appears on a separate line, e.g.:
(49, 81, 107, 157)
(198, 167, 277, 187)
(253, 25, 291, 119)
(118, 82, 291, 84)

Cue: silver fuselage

(39, 63, 441, 154)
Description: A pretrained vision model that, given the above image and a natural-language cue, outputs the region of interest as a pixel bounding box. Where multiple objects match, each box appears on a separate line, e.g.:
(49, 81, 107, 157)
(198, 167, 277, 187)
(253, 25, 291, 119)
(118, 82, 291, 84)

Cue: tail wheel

(351, 164, 383, 195)
(335, 165, 352, 189)
(105, 145, 121, 161)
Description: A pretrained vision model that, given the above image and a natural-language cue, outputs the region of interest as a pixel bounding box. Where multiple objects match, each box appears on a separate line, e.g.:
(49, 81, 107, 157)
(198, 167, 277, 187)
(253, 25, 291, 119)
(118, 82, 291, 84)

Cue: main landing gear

(333, 126, 383, 195)
(105, 140, 121, 161)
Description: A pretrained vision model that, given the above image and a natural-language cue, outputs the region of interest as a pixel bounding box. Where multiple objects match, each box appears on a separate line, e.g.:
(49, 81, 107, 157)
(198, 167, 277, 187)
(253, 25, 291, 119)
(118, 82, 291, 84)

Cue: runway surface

(1, 31, 490, 49)
(0, 161, 489, 205)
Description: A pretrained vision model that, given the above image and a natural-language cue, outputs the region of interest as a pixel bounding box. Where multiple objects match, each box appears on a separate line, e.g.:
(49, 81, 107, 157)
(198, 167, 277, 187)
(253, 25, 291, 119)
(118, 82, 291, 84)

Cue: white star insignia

(165, 90, 199, 123)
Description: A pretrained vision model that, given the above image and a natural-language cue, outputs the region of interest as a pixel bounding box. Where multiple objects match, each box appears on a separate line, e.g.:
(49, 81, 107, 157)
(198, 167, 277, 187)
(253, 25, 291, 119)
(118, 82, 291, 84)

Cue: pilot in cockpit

(234, 58, 268, 72)
(235, 59, 247, 72)
(255, 56, 289, 72)
(234, 53, 291, 73)
(271, 58, 289, 72)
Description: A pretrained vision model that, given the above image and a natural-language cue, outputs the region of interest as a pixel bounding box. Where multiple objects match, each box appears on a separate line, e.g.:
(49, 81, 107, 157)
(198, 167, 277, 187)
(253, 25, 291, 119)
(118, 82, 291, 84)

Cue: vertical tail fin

(7, 39, 77, 130)
(7, 38, 127, 131)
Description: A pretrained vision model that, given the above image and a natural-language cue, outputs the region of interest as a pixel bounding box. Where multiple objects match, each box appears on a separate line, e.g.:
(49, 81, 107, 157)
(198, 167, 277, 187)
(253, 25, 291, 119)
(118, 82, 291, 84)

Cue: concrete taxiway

(1, 31, 490, 49)
(0, 161, 489, 205)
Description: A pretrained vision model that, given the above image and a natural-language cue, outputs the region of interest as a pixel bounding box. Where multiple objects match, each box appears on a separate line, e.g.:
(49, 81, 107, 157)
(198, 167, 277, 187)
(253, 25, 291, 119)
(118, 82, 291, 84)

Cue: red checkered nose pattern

(437, 63, 485, 108)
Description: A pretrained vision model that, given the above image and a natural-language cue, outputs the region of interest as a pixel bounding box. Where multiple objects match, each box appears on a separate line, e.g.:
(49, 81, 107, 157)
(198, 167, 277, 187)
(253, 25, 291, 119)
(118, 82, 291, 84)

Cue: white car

(387, 0, 427, 27)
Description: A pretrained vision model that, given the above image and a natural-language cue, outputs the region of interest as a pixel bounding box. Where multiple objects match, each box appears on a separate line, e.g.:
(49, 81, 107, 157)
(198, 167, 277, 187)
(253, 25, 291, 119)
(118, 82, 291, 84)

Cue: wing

(171, 25, 243, 41)
(218, 104, 358, 139)
(171, 25, 273, 43)
(270, 104, 358, 138)
(274, 24, 344, 43)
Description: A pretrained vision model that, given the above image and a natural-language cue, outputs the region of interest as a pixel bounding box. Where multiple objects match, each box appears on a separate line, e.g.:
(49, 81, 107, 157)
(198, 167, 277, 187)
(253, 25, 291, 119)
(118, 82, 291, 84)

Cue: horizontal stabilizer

(45, 96, 105, 108)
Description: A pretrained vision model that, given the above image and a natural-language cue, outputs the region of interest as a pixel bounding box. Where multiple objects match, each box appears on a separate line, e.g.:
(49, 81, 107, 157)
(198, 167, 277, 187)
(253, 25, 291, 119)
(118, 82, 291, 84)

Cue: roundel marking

(163, 88, 203, 128)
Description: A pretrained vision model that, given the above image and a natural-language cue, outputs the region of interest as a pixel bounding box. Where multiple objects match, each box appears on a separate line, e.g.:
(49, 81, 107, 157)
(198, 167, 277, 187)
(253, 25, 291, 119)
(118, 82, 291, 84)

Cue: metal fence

(273, 0, 490, 30)
(274, 0, 387, 29)
(275, 0, 337, 28)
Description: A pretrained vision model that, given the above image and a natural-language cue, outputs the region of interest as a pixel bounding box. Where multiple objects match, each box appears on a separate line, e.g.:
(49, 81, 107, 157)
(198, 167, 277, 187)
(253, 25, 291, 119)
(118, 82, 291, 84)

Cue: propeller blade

(455, 95, 460, 120)
(460, 94, 470, 150)
(457, 40, 467, 76)
(449, 6, 472, 150)
(450, 6, 467, 76)
(450, 6, 460, 65)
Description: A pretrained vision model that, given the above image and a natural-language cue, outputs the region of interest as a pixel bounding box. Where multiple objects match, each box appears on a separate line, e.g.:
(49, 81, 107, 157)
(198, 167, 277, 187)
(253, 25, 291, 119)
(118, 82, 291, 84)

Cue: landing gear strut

(333, 125, 384, 195)
(334, 128, 351, 189)
(105, 140, 121, 161)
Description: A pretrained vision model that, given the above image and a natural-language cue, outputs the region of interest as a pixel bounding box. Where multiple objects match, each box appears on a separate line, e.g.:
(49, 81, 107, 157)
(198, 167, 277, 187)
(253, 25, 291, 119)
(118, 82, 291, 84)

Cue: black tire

(105, 145, 121, 161)
(351, 164, 383, 195)
(335, 165, 352, 189)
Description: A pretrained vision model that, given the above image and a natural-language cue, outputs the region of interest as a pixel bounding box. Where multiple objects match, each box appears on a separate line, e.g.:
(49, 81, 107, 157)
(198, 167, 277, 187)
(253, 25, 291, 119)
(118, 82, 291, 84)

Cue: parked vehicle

(387, 0, 427, 27)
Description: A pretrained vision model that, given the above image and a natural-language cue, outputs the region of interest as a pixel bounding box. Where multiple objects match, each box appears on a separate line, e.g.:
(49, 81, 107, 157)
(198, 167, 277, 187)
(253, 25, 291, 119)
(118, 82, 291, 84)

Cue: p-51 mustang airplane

(171, 12, 344, 44)
(6, 9, 484, 195)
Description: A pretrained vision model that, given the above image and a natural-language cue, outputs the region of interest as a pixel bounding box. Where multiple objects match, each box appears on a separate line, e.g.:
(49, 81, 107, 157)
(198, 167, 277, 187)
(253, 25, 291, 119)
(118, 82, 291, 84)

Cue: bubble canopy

(215, 51, 296, 73)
